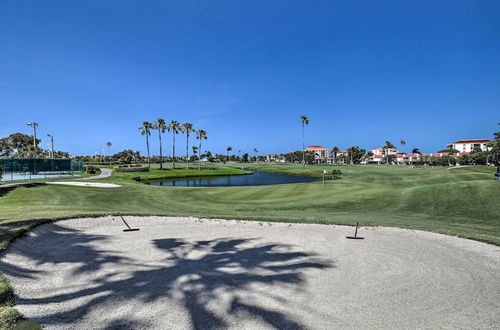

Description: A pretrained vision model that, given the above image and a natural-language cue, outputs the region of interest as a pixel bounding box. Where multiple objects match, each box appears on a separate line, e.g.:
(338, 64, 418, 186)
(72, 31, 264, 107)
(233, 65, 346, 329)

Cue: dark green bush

(115, 167, 149, 173)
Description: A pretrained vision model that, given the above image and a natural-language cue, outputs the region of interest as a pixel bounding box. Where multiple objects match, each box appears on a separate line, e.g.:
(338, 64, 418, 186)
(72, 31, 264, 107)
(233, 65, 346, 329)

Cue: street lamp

(26, 122, 39, 153)
(47, 134, 54, 158)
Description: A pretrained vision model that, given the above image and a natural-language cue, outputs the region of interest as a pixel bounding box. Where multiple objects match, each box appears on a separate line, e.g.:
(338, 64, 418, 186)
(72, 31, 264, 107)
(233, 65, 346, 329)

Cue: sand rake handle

(119, 215, 140, 232)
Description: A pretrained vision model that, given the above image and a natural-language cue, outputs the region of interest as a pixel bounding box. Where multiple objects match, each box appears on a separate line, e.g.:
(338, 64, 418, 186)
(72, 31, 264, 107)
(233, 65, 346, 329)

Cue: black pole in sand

(346, 222, 364, 239)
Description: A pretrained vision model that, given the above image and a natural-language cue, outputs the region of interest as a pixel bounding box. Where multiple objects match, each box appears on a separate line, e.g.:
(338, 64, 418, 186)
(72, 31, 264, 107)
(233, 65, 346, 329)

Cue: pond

(144, 169, 319, 187)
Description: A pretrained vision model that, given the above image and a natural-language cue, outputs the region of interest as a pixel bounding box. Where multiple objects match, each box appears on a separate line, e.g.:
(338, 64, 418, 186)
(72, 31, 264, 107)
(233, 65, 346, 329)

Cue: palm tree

(167, 120, 181, 168)
(331, 146, 340, 164)
(154, 118, 167, 169)
(400, 140, 406, 153)
(253, 148, 258, 163)
(196, 130, 207, 170)
(106, 141, 112, 165)
(139, 121, 153, 169)
(226, 146, 232, 163)
(300, 115, 309, 166)
(398, 140, 406, 165)
(181, 123, 195, 169)
(383, 140, 395, 164)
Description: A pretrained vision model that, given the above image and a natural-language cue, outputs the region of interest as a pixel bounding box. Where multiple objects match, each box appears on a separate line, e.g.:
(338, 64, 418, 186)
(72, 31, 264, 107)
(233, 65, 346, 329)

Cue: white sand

(1, 216, 499, 329)
(46, 181, 121, 188)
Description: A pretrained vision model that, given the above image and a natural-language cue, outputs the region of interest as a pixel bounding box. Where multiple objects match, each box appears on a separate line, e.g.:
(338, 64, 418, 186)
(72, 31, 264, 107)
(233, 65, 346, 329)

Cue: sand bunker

(1, 217, 499, 329)
(46, 181, 121, 188)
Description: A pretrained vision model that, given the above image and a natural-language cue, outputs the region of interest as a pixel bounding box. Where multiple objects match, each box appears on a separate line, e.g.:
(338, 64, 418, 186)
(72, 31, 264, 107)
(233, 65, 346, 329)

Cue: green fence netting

(0, 158, 84, 182)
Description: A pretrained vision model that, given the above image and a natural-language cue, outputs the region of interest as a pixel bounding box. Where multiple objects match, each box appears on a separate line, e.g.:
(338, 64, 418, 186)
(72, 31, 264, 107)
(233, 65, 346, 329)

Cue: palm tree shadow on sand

(6, 224, 333, 329)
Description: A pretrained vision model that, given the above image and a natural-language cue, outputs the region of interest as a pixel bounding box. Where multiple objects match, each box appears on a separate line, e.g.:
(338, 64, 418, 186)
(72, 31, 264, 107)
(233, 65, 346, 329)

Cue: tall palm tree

(253, 148, 258, 163)
(226, 146, 232, 163)
(139, 121, 153, 169)
(331, 146, 340, 164)
(398, 140, 406, 165)
(106, 141, 112, 165)
(181, 123, 195, 170)
(154, 118, 167, 169)
(300, 115, 309, 166)
(383, 140, 395, 165)
(167, 120, 181, 168)
(196, 129, 207, 170)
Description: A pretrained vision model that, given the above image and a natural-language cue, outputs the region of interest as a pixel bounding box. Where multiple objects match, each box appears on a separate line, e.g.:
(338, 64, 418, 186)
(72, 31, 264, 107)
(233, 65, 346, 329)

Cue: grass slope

(1, 164, 498, 245)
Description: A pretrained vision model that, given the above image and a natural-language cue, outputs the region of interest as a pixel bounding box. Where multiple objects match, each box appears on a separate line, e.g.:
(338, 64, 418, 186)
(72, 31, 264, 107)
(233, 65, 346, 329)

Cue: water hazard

(144, 169, 319, 187)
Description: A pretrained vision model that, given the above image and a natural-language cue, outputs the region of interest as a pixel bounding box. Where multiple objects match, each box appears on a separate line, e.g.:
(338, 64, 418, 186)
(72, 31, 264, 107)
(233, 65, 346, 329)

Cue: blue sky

(1, 0, 499, 156)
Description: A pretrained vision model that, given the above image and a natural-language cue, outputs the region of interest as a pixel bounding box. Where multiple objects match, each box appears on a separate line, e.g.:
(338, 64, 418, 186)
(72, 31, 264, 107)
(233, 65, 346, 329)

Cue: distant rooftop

(449, 139, 491, 144)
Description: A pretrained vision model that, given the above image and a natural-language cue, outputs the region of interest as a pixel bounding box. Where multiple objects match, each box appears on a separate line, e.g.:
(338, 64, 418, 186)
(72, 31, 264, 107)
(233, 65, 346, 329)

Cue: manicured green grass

(1, 163, 498, 246)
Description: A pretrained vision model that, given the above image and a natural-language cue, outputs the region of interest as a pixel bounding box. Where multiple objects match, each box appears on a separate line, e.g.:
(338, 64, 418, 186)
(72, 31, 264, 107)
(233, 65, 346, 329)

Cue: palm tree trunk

(198, 141, 202, 170)
(186, 134, 189, 170)
(158, 130, 163, 170)
(302, 123, 305, 167)
(172, 133, 176, 169)
(146, 134, 150, 169)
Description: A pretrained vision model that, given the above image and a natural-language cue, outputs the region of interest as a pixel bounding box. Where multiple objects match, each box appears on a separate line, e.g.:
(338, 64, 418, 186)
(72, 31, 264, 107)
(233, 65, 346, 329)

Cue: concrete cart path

(2, 217, 499, 329)
(84, 168, 112, 180)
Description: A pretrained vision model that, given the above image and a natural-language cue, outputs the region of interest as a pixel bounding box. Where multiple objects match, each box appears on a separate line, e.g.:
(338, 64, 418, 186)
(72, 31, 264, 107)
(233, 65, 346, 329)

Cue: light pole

(47, 134, 54, 158)
(26, 122, 38, 155)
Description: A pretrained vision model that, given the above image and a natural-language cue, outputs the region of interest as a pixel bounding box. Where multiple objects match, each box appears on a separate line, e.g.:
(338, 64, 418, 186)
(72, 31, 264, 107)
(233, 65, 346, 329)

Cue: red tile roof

(306, 146, 328, 151)
(449, 139, 491, 144)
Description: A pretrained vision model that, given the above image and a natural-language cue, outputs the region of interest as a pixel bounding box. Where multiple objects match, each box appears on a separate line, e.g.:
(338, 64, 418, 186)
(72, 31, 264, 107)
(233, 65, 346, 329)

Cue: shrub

(0, 307, 24, 329)
(85, 166, 97, 174)
(115, 167, 149, 173)
(0, 275, 15, 306)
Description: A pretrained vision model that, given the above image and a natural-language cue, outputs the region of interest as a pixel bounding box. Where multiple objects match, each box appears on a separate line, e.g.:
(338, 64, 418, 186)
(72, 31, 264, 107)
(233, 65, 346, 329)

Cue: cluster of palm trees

(139, 119, 207, 170)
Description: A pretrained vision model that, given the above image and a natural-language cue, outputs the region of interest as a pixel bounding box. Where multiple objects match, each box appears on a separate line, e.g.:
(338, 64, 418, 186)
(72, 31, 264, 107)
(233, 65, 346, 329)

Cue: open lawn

(0, 163, 499, 246)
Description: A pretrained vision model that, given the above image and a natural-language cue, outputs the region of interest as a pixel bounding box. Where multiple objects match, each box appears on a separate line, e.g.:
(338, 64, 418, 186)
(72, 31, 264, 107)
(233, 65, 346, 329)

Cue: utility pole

(47, 134, 54, 158)
(26, 122, 38, 156)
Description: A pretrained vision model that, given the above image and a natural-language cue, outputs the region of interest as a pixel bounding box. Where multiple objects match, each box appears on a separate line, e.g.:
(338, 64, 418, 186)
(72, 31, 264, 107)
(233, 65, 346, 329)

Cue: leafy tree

(412, 148, 421, 154)
(139, 121, 153, 169)
(487, 123, 500, 165)
(196, 130, 207, 170)
(113, 149, 140, 164)
(181, 123, 195, 169)
(0, 133, 41, 157)
(300, 115, 309, 166)
(347, 146, 366, 164)
(253, 148, 258, 163)
(438, 148, 459, 154)
(154, 118, 167, 169)
(242, 153, 249, 163)
(167, 120, 181, 168)
(284, 151, 315, 164)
